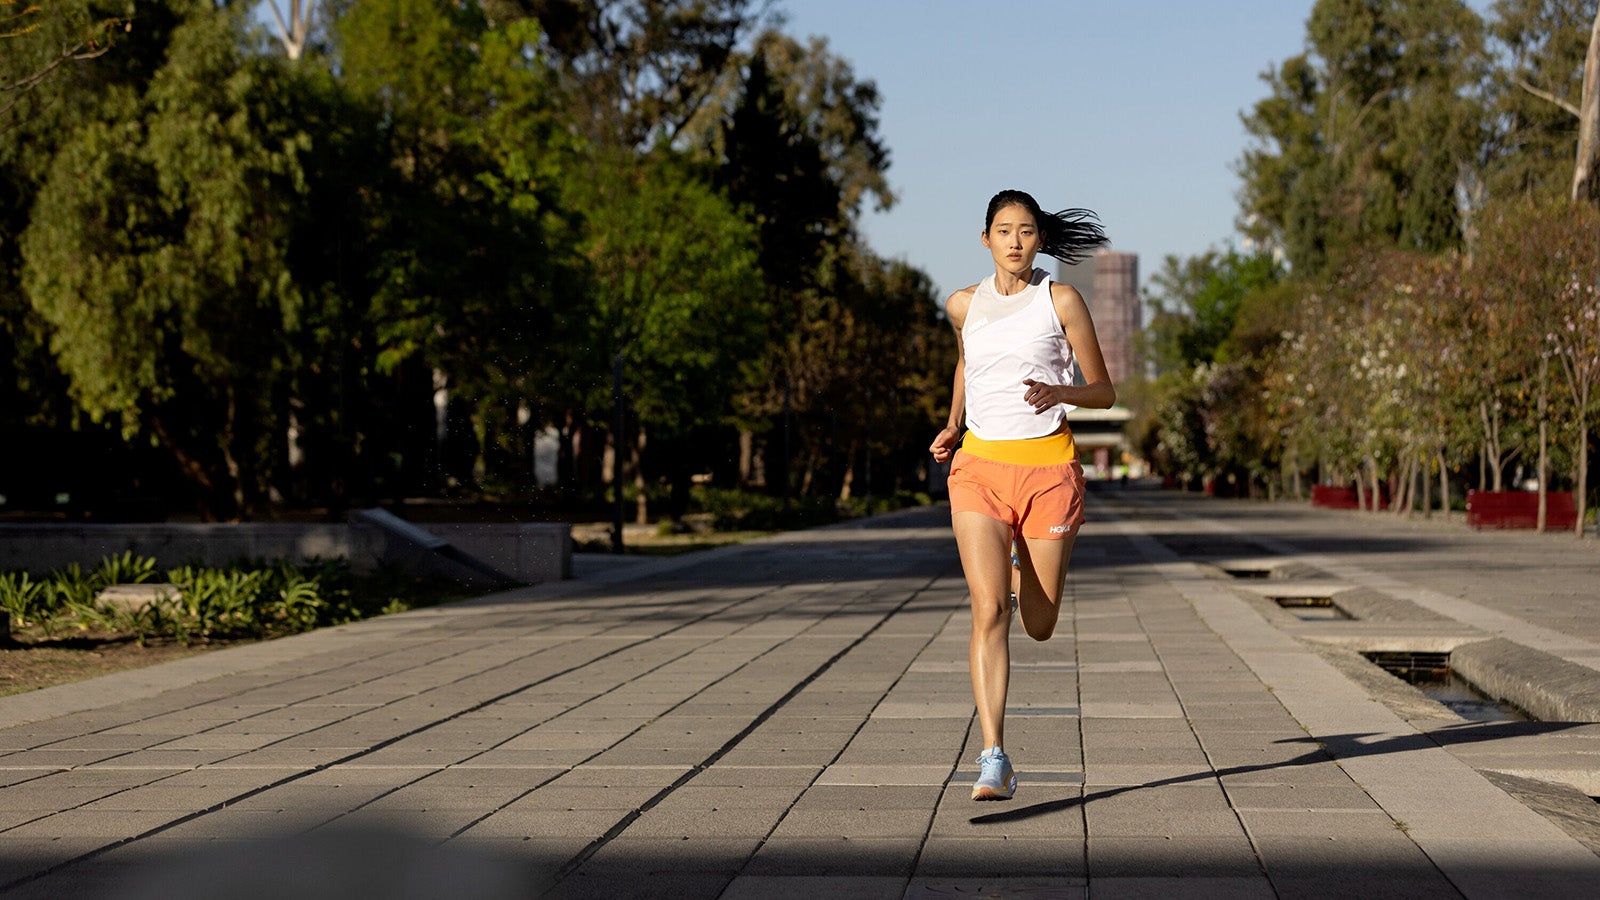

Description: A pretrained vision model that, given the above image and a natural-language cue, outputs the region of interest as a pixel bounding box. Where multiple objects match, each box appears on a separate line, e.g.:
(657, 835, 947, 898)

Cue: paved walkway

(1, 487, 1598, 898)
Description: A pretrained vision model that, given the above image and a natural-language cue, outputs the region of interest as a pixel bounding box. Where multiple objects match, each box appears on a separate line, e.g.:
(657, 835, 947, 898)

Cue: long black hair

(984, 190, 1107, 265)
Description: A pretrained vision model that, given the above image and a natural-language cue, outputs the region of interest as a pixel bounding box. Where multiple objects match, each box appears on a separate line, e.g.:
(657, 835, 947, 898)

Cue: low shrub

(2, 555, 463, 646)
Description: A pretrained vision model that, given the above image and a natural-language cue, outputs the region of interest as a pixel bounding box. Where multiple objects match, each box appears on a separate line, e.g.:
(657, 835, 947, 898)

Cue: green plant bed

(0, 552, 470, 648)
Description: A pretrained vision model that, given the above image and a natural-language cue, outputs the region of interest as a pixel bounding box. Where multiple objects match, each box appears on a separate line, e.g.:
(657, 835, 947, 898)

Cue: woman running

(929, 189, 1114, 801)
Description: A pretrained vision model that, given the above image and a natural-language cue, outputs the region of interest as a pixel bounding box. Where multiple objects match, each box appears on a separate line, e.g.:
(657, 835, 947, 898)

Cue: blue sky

(777, 0, 1497, 300)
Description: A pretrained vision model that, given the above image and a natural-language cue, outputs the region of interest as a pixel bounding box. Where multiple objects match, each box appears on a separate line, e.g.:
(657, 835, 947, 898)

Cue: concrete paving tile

(346, 780, 529, 812)
(0, 783, 124, 810)
(1079, 662, 1164, 673)
(77, 783, 248, 812)
(789, 784, 942, 810)
(832, 746, 964, 768)
(0, 835, 111, 885)
(0, 769, 54, 788)
(508, 783, 658, 813)
(1222, 784, 1379, 810)
(0, 809, 49, 831)
(194, 746, 346, 768)
(22, 734, 155, 751)
(550, 870, 733, 900)
(647, 783, 802, 810)
(816, 765, 954, 786)
(1080, 783, 1232, 825)
(1085, 802, 1246, 840)
(1, 807, 182, 840)
(147, 766, 306, 786)
(1081, 747, 1209, 766)
(496, 729, 637, 752)
(339, 747, 482, 768)
(1085, 835, 1261, 877)
(746, 836, 921, 876)
(584, 746, 712, 767)
(1083, 764, 1210, 786)
(873, 701, 975, 718)
(318, 805, 488, 838)
(935, 793, 1086, 840)
(1080, 717, 1194, 734)
(1249, 833, 1437, 876)
(1216, 763, 1354, 787)
(153, 807, 338, 840)
(715, 747, 842, 767)
(1265, 874, 1462, 900)
(1193, 730, 1311, 749)
(1237, 809, 1403, 838)
(627, 804, 783, 839)
(460, 805, 625, 839)
(768, 807, 932, 840)
(1088, 877, 1274, 899)
(722, 874, 908, 900)
(1079, 703, 1185, 718)
(0, 749, 125, 768)
(457, 749, 599, 768)
(916, 837, 1086, 878)
(907, 876, 1087, 898)
(226, 782, 407, 812)
(549, 764, 691, 786)
(577, 834, 762, 875)
(149, 732, 298, 751)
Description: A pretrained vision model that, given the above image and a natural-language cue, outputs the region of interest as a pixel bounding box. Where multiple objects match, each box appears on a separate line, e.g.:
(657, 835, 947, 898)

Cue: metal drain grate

(1273, 597, 1351, 620)
(1365, 651, 1452, 682)
(1361, 651, 1529, 722)
(1222, 567, 1272, 579)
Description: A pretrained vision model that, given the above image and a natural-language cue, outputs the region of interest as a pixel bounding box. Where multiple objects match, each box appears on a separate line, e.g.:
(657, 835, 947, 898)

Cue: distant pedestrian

(929, 190, 1114, 801)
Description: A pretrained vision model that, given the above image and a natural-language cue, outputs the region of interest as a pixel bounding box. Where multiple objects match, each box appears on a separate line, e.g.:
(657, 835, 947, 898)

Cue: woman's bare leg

(953, 511, 1015, 751)
(1013, 534, 1076, 641)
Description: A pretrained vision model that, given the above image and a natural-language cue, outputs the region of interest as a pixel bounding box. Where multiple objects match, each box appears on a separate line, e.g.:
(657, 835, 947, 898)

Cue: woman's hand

(1022, 379, 1067, 414)
(929, 426, 961, 464)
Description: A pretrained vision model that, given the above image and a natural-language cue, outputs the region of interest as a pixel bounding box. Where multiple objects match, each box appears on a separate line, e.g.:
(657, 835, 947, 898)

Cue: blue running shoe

(971, 746, 1016, 800)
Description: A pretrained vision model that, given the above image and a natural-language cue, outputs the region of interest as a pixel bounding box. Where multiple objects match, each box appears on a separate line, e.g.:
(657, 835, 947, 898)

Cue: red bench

(1465, 490, 1577, 530)
(1311, 484, 1387, 511)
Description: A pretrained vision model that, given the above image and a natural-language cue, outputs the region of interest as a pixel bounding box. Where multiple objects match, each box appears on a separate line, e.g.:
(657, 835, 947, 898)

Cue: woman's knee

(970, 598, 1010, 633)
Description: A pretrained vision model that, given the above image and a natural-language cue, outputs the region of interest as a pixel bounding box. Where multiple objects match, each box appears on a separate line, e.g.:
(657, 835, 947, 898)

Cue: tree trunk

(1576, 415, 1591, 538)
(1538, 357, 1549, 533)
(633, 425, 649, 526)
(1422, 454, 1433, 519)
(1438, 450, 1451, 521)
(1573, 8, 1600, 201)
(738, 429, 754, 486)
(1367, 456, 1382, 513)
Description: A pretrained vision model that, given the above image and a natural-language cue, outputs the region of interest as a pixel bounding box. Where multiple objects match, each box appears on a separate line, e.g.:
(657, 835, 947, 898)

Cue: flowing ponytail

(984, 190, 1108, 265)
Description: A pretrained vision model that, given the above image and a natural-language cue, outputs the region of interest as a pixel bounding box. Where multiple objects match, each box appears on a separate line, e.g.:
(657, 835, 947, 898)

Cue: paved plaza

(1, 486, 1598, 898)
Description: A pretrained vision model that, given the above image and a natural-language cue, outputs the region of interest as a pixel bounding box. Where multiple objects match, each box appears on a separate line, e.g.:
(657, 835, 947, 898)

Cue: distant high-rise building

(1057, 249, 1140, 478)
(1058, 250, 1140, 386)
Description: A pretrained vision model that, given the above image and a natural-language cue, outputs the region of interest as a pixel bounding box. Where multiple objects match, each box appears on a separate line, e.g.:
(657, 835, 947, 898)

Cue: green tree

(20, 2, 312, 518)
(1145, 249, 1285, 370)
(1475, 198, 1599, 532)
(1238, 0, 1487, 274)
(1483, 0, 1592, 200)
(330, 0, 576, 495)
(563, 149, 765, 522)
(487, 0, 773, 149)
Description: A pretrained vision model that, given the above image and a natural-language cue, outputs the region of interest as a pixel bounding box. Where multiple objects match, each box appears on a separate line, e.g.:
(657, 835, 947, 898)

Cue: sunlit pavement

(1, 486, 1598, 898)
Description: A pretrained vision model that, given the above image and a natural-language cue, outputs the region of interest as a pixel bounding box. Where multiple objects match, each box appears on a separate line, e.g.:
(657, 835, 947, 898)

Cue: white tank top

(962, 268, 1078, 440)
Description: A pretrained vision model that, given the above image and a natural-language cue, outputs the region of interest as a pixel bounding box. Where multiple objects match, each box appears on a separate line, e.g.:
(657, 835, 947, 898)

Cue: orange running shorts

(947, 437, 1086, 540)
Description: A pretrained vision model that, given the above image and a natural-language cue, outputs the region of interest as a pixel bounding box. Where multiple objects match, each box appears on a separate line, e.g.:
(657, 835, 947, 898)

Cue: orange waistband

(960, 430, 1077, 465)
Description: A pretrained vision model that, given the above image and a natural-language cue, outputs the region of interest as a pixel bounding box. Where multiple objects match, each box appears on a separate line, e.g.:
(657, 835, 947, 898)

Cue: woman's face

(982, 204, 1042, 277)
